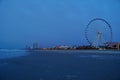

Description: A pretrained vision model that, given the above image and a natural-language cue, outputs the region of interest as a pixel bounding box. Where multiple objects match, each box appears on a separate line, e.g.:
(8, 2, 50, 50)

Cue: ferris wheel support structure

(85, 18, 112, 48)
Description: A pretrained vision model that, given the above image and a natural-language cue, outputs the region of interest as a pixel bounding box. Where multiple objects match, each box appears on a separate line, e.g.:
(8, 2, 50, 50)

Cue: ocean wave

(0, 49, 28, 59)
(0, 49, 25, 52)
(79, 55, 120, 59)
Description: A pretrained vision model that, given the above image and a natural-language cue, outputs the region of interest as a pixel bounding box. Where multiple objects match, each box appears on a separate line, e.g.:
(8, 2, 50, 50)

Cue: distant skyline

(0, 0, 120, 49)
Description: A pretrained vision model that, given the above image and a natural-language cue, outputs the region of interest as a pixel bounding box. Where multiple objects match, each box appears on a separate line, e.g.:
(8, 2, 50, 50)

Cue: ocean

(0, 50, 120, 80)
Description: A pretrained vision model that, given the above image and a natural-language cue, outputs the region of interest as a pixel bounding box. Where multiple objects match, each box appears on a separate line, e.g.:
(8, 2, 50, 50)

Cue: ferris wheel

(85, 18, 112, 48)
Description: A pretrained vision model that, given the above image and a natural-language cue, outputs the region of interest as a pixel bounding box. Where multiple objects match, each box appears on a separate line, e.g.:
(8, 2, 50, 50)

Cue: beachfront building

(108, 42, 120, 50)
(53, 45, 72, 50)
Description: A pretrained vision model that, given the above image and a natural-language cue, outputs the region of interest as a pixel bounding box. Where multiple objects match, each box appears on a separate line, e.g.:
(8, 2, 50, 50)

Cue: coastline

(0, 50, 120, 80)
(0, 50, 120, 60)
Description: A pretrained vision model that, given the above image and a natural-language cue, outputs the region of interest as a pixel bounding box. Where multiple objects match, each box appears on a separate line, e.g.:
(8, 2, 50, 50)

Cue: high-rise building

(33, 43, 39, 49)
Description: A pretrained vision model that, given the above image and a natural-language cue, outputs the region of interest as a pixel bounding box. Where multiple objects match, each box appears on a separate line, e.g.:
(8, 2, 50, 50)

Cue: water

(0, 50, 120, 80)
(0, 49, 28, 59)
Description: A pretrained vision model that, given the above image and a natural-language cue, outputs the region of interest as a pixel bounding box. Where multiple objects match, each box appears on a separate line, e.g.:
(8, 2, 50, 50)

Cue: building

(33, 43, 39, 49)
(108, 42, 120, 50)
(54, 45, 72, 50)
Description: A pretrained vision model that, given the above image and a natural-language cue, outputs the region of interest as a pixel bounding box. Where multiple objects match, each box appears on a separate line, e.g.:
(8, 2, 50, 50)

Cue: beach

(0, 50, 120, 80)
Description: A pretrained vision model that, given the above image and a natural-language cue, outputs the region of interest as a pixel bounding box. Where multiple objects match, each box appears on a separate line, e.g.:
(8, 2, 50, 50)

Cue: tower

(33, 42, 39, 49)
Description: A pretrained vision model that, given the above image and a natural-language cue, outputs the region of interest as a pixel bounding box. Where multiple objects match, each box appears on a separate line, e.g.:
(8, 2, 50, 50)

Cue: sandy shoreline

(0, 50, 120, 64)
(0, 50, 120, 80)
(0, 50, 120, 60)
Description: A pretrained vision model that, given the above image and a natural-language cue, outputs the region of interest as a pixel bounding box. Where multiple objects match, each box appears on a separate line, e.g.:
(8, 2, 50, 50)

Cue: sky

(0, 0, 120, 49)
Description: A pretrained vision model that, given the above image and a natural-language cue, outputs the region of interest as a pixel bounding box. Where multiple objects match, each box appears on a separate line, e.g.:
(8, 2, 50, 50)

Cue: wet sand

(0, 50, 120, 80)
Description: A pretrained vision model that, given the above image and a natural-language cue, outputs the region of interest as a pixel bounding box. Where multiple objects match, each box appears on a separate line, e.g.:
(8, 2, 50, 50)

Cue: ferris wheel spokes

(85, 18, 112, 49)
(91, 31, 107, 48)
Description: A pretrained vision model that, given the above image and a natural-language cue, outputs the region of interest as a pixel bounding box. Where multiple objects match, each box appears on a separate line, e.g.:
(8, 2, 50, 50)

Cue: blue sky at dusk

(0, 0, 120, 49)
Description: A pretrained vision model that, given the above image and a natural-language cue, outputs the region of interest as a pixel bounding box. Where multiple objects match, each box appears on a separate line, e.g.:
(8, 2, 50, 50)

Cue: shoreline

(0, 50, 120, 60)
(0, 50, 120, 80)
